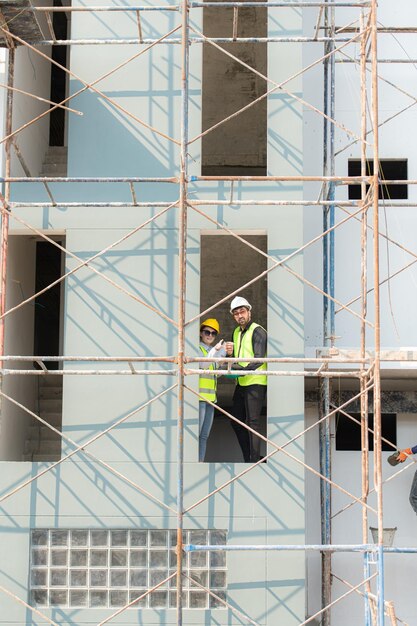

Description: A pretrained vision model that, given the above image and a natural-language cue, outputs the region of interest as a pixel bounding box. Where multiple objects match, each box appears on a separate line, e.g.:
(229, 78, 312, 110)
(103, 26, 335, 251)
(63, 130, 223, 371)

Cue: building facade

(2, 0, 416, 624)
(0, 1, 305, 624)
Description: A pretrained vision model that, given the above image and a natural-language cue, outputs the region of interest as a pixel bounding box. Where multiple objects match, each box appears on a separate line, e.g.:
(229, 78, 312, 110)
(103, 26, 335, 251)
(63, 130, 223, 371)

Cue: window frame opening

(348, 159, 408, 200)
(335, 412, 397, 452)
(199, 232, 268, 463)
(49, 0, 70, 147)
(201, 0, 268, 176)
(0, 235, 65, 462)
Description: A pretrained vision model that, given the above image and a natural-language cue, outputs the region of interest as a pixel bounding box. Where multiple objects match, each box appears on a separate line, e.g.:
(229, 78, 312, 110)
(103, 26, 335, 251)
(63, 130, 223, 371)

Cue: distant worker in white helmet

(225, 296, 267, 463)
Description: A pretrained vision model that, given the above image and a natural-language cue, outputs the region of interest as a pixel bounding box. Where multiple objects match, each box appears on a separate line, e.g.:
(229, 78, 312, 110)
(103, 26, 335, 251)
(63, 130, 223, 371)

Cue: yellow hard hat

(200, 318, 220, 333)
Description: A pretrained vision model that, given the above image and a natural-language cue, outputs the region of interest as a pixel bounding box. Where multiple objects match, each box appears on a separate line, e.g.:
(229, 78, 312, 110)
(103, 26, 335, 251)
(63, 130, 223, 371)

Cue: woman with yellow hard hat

(198, 318, 226, 462)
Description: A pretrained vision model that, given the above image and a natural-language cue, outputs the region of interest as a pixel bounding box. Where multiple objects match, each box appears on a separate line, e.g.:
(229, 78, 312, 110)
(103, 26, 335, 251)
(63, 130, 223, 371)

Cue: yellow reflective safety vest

(233, 323, 267, 387)
(199, 345, 217, 402)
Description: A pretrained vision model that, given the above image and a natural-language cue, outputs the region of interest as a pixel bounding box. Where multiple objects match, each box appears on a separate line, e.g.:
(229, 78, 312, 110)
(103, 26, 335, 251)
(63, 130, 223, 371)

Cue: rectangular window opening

(49, 0, 70, 147)
(201, 0, 267, 176)
(348, 159, 408, 200)
(199, 233, 267, 463)
(335, 413, 397, 452)
(1, 236, 64, 462)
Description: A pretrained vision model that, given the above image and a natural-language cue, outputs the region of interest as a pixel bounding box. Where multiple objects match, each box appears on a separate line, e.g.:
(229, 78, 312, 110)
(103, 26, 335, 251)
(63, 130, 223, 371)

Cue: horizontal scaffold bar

(187, 369, 364, 378)
(9, 201, 175, 208)
(9, 199, 413, 208)
(1, 368, 365, 377)
(4, 354, 410, 365)
(186, 356, 370, 363)
(334, 26, 417, 33)
(30, 36, 354, 46)
(32, 1, 371, 9)
(193, 1, 370, 6)
(185, 543, 417, 553)
(338, 59, 417, 63)
(1, 355, 176, 362)
(33, 5, 180, 11)
(318, 348, 417, 361)
(1, 177, 178, 183)
(8, 200, 362, 207)
(1, 369, 179, 376)
(3, 176, 415, 184)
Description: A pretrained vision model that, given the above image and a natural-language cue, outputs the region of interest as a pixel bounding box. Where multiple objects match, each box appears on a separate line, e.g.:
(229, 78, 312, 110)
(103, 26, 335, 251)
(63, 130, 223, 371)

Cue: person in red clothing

(396, 445, 417, 513)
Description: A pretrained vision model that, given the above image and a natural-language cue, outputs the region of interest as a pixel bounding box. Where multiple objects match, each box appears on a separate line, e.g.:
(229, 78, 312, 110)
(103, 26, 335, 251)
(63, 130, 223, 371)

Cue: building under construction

(0, 0, 416, 624)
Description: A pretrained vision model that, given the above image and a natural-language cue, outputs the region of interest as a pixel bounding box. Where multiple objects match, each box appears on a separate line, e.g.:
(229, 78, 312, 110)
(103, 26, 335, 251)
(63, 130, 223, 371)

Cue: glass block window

(30, 529, 227, 609)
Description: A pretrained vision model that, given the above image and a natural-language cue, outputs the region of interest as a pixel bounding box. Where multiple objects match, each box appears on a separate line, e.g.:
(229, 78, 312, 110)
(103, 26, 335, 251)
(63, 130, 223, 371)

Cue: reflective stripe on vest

(199, 345, 217, 402)
(233, 322, 267, 387)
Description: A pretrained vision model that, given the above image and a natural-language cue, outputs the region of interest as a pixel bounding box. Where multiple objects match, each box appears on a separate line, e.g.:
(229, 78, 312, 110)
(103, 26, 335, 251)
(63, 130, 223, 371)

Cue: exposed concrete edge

(305, 390, 417, 413)
(0, 0, 44, 46)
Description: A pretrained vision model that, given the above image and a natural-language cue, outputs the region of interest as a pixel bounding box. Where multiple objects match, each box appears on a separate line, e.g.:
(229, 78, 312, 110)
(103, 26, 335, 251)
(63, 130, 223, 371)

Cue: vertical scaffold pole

(177, 0, 190, 622)
(0, 47, 15, 370)
(329, 0, 336, 344)
(359, 10, 373, 626)
(364, 551, 372, 626)
(320, 2, 334, 622)
(318, 373, 331, 626)
(370, 0, 384, 624)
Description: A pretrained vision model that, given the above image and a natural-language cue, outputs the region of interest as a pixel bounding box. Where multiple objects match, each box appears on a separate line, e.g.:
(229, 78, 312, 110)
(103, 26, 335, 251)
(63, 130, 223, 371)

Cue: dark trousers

(231, 384, 266, 462)
(410, 470, 417, 514)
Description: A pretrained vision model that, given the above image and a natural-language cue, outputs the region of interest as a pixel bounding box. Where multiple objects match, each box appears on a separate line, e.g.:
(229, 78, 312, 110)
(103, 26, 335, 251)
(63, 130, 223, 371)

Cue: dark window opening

(1, 237, 64, 461)
(34, 242, 63, 370)
(348, 159, 408, 200)
(199, 233, 267, 462)
(49, 0, 69, 146)
(201, 1, 267, 176)
(335, 412, 397, 451)
(30, 240, 64, 462)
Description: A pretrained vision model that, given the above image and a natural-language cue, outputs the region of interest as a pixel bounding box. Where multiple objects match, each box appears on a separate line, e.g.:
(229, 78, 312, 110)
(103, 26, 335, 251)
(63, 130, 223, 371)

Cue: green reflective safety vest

(199, 345, 217, 402)
(233, 322, 267, 387)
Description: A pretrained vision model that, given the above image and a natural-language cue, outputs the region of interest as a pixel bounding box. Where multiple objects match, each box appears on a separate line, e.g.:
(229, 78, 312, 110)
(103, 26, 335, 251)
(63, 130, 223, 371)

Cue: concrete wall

(0, 2, 305, 624)
(303, 3, 417, 357)
(11, 43, 51, 177)
(11, 30, 52, 178)
(0, 236, 37, 460)
(202, 1, 267, 173)
(0, 223, 305, 624)
(305, 402, 417, 625)
(302, 3, 417, 621)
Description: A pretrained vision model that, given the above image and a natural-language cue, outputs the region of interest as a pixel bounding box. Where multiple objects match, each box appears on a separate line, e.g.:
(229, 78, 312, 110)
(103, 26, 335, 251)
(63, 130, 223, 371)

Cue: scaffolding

(0, 1, 417, 625)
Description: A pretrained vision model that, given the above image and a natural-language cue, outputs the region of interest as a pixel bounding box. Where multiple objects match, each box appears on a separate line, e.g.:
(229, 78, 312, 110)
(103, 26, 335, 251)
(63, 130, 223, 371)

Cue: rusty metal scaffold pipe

(370, 1, 384, 624)
(0, 47, 13, 370)
(359, 10, 373, 625)
(176, 0, 190, 620)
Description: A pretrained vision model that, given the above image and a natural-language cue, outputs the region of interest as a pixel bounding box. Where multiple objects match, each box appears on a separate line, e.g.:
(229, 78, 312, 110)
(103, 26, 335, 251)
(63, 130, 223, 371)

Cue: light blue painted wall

(1, 2, 305, 624)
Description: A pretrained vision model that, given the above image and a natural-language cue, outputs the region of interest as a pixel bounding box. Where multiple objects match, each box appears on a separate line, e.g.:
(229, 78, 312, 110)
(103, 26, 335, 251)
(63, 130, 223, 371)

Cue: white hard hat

(230, 296, 252, 313)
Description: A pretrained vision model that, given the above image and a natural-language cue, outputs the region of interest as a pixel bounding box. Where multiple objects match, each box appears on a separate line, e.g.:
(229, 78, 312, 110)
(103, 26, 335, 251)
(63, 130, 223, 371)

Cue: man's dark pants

(231, 384, 266, 462)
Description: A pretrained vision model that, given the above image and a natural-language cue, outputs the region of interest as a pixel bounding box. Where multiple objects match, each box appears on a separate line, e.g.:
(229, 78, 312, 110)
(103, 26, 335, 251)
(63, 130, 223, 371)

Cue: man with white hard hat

(225, 296, 267, 462)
